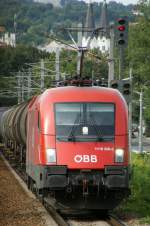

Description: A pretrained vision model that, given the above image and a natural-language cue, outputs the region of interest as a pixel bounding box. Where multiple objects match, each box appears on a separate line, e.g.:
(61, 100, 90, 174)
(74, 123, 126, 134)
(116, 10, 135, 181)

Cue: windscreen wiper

(68, 114, 81, 141)
(89, 114, 104, 141)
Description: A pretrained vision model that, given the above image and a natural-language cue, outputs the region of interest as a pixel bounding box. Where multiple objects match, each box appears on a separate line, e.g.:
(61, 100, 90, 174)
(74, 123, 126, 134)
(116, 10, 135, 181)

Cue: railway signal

(110, 79, 131, 104)
(122, 79, 131, 103)
(110, 80, 119, 89)
(116, 17, 128, 47)
(116, 17, 129, 79)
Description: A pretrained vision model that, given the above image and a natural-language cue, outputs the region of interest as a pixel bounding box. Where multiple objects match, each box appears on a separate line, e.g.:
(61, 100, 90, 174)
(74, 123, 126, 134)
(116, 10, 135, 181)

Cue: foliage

(0, 0, 135, 46)
(0, 46, 108, 106)
(0, 45, 48, 75)
(59, 49, 108, 79)
(117, 153, 150, 224)
(0, 45, 48, 105)
(127, 0, 150, 134)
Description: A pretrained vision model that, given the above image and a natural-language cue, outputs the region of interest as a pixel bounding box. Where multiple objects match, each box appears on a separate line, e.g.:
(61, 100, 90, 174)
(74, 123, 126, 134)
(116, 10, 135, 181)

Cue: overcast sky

(81, 0, 138, 5)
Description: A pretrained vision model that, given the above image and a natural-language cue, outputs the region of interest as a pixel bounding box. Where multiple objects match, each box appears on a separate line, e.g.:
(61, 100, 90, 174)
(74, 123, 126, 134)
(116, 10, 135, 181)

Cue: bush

(117, 153, 150, 224)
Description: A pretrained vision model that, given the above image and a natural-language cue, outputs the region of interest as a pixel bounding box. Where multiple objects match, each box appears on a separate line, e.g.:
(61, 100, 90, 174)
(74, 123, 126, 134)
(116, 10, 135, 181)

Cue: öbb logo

(74, 155, 98, 163)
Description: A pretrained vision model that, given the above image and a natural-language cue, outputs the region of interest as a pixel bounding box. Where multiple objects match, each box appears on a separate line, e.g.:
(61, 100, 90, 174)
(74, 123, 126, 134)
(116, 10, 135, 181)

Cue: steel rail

(107, 214, 127, 226)
(43, 198, 69, 226)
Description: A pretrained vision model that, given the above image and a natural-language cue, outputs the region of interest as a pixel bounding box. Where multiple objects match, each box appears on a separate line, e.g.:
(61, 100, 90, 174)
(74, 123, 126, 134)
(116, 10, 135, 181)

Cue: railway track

(107, 215, 127, 226)
(43, 196, 127, 226)
(1, 145, 128, 226)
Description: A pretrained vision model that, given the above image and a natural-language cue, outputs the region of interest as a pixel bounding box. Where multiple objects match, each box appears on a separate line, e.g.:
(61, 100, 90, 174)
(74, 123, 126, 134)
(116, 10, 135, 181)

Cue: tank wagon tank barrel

(0, 107, 10, 141)
(1, 109, 13, 142)
(0, 102, 29, 147)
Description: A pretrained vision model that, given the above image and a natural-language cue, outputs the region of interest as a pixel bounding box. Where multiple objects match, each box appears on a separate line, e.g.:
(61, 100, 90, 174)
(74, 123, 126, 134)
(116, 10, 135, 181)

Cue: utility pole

(14, 13, 17, 46)
(17, 71, 21, 104)
(55, 48, 60, 81)
(119, 47, 124, 79)
(77, 23, 83, 76)
(139, 89, 143, 153)
(40, 59, 45, 92)
(28, 68, 32, 99)
(92, 70, 94, 85)
(128, 68, 133, 155)
(108, 23, 115, 87)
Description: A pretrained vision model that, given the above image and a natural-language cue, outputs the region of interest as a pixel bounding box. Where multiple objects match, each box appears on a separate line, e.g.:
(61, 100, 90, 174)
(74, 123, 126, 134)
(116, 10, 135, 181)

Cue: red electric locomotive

(0, 84, 130, 210)
(25, 85, 130, 210)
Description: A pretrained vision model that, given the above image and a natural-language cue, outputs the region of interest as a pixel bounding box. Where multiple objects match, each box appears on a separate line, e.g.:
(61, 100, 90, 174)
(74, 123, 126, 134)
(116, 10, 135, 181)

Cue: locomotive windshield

(55, 103, 115, 142)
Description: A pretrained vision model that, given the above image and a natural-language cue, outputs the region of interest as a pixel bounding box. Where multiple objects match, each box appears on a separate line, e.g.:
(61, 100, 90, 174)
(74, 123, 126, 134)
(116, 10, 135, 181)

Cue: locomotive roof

(39, 86, 125, 104)
(44, 86, 120, 95)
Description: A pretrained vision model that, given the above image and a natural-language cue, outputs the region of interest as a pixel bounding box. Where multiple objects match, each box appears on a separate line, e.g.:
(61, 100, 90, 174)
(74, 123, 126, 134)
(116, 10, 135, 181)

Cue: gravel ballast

(0, 153, 57, 226)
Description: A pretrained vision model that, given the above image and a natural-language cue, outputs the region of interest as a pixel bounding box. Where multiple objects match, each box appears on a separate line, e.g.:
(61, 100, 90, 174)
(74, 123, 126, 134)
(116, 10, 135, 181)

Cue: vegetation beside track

(116, 153, 150, 224)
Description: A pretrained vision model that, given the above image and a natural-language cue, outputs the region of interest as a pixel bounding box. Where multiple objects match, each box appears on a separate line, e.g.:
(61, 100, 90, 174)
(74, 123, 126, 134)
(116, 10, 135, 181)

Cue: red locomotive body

(25, 86, 130, 210)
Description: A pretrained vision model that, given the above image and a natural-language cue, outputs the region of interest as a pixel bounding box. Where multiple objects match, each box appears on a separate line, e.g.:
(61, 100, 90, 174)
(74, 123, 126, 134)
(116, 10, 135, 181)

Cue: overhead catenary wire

(0, 25, 109, 101)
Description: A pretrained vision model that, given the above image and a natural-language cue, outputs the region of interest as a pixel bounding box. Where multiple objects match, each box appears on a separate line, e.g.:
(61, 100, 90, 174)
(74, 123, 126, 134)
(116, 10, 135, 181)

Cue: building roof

(82, 0, 110, 52)
(83, 0, 109, 40)
(99, 0, 109, 37)
(38, 40, 75, 53)
(84, 2, 95, 39)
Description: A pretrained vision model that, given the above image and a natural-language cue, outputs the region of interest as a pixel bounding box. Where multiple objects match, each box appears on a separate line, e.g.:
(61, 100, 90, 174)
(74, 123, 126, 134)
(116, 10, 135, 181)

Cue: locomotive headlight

(46, 149, 56, 164)
(115, 148, 124, 163)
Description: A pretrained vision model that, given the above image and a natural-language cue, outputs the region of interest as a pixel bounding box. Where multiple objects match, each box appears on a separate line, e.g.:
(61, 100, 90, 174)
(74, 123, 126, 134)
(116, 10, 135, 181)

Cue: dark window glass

(55, 103, 115, 142)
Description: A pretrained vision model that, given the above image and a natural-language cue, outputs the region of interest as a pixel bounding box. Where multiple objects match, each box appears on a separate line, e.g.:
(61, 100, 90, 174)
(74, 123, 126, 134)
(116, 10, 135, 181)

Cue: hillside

(0, 0, 135, 46)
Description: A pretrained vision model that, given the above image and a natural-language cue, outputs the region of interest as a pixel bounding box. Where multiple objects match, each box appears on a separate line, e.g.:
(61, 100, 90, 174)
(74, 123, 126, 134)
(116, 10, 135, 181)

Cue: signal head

(110, 80, 119, 89)
(118, 39, 125, 45)
(110, 79, 131, 104)
(118, 18, 126, 25)
(118, 25, 125, 31)
(116, 17, 128, 47)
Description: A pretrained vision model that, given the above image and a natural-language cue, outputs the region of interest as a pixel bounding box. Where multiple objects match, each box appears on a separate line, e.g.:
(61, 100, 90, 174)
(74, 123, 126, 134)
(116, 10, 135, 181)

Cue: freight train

(0, 82, 130, 210)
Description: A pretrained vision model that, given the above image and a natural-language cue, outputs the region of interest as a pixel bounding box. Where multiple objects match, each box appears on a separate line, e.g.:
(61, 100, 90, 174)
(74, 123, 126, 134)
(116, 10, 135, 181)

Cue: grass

(116, 153, 150, 224)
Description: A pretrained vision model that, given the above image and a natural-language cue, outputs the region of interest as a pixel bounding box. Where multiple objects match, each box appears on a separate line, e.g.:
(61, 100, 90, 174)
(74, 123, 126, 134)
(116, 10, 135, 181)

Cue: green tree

(128, 0, 150, 135)
(0, 0, 135, 46)
(0, 45, 48, 75)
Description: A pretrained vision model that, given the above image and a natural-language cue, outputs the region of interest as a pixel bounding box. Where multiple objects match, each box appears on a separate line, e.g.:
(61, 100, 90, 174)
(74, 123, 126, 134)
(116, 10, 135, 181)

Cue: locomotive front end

(33, 86, 130, 210)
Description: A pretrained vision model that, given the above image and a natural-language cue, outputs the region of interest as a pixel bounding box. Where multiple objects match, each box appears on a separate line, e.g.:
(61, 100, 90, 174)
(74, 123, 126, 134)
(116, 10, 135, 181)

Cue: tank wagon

(0, 86, 130, 210)
(0, 107, 10, 142)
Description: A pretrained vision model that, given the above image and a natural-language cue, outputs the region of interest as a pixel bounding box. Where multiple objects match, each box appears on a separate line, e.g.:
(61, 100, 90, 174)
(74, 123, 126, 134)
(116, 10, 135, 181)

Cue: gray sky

(81, 0, 138, 5)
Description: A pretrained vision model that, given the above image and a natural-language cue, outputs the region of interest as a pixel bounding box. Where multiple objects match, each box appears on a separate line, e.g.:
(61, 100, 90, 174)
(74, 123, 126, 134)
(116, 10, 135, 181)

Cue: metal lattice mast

(40, 59, 45, 92)
(77, 23, 83, 76)
(28, 68, 32, 99)
(17, 71, 22, 104)
(21, 72, 24, 102)
(55, 48, 60, 81)
(108, 23, 115, 87)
